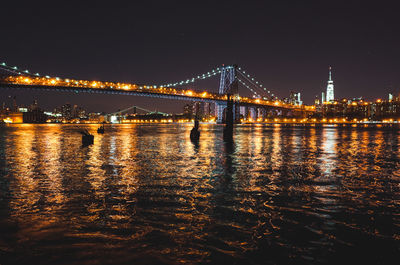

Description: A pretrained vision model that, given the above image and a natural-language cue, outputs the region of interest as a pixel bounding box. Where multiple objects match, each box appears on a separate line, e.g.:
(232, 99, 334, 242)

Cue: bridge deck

(0, 75, 314, 111)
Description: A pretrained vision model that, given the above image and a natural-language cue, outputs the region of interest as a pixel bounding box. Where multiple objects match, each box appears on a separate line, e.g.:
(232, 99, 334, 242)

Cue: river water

(0, 124, 399, 264)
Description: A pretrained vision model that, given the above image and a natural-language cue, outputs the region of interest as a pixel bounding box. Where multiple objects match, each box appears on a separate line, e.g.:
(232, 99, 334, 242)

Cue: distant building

(87, 113, 105, 123)
(314, 96, 320, 105)
(61, 103, 72, 120)
(29, 99, 39, 111)
(326, 67, 334, 102)
(12, 96, 17, 112)
(23, 109, 47, 123)
(389, 93, 394, 102)
(372, 99, 400, 120)
(289, 91, 302, 106)
(192, 102, 212, 119)
(201, 102, 212, 118)
(183, 103, 194, 118)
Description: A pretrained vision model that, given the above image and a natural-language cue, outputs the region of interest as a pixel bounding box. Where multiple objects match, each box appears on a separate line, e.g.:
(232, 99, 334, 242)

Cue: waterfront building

(372, 99, 400, 120)
(313, 95, 400, 121)
(87, 113, 105, 123)
(23, 109, 47, 123)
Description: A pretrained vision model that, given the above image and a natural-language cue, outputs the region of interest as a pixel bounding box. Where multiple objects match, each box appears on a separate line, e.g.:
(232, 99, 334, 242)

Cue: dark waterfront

(0, 124, 399, 264)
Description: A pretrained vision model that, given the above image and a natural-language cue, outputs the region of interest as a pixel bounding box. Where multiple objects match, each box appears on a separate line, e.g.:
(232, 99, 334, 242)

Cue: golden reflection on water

(319, 127, 338, 176)
(8, 125, 39, 216)
(118, 126, 140, 197)
(1, 124, 399, 264)
(40, 124, 65, 211)
(271, 125, 282, 172)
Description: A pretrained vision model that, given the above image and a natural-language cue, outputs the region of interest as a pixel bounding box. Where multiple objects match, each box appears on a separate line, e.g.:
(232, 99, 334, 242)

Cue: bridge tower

(216, 65, 239, 123)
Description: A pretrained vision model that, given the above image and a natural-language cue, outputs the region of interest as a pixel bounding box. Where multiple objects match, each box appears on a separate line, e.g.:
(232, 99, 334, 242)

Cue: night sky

(1, 1, 399, 113)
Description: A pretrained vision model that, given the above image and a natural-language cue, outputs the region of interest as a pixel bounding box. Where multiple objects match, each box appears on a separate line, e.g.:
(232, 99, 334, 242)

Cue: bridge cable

(237, 70, 274, 99)
(236, 68, 277, 99)
(237, 78, 262, 98)
(158, 67, 223, 88)
(0, 62, 41, 77)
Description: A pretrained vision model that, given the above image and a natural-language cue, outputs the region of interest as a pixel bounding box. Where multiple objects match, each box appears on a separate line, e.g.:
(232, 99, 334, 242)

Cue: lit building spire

(326, 66, 334, 102)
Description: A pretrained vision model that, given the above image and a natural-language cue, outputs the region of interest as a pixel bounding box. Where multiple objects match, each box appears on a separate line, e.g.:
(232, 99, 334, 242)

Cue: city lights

(3, 63, 399, 125)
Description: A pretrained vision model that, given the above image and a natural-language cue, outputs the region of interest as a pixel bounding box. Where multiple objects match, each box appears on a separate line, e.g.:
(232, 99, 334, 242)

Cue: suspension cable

(0, 61, 41, 77)
(158, 66, 224, 88)
(237, 78, 261, 98)
(237, 67, 277, 99)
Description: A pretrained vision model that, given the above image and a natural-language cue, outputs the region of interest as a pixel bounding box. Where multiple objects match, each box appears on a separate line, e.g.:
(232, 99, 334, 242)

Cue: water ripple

(0, 124, 399, 264)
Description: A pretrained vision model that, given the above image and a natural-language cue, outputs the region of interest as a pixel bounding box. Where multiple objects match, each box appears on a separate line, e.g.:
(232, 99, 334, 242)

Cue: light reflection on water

(0, 123, 399, 265)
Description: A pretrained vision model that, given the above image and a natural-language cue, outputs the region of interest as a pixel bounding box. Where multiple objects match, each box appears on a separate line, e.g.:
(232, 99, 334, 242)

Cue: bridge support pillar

(223, 94, 234, 142)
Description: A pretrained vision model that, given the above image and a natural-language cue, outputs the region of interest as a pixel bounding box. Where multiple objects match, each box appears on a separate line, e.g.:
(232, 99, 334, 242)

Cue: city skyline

(0, 62, 398, 114)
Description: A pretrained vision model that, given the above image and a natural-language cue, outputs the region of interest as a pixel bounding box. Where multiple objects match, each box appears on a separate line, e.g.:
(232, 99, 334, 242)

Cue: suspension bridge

(0, 61, 315, 123)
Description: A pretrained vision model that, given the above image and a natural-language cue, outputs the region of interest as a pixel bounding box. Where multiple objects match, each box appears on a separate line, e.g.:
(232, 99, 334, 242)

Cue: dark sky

(1, 0, 399, 113)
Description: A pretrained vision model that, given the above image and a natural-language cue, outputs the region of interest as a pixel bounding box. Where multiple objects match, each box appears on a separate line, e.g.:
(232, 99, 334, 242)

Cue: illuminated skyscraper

(326, 67, 334, 102)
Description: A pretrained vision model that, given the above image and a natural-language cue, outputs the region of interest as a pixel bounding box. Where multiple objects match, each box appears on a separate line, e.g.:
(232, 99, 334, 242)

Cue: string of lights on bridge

(237, 78, 261, 98)
(0, 61, 67, 83)
(0, 61, 316, 112)
(0, 61, 226, 91)
(157, 65, 278, 100)
(236, 67, 276, 100)
(1, 62, 42, 77)
(159, 66, 226, 87)
(0, 61, 279, 101)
